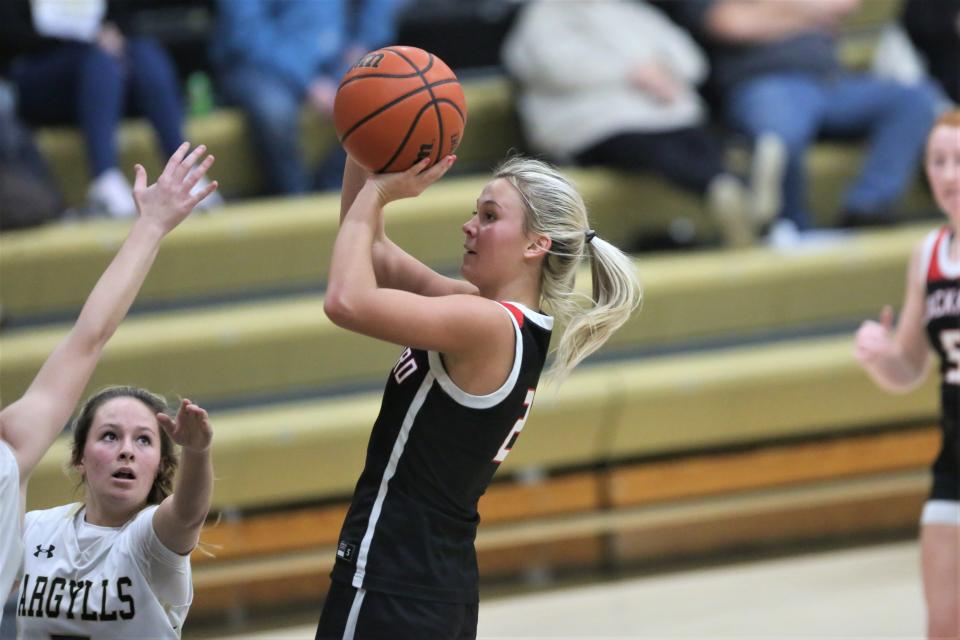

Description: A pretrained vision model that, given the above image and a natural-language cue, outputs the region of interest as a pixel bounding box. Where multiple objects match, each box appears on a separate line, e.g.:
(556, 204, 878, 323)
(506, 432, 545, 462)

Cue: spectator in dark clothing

(0, 0, 219, 218)
(902, 0, 960, 105)
(661, 0, 939, 233)
(0, 80, 65, 230)
(209, 0, 407, 196)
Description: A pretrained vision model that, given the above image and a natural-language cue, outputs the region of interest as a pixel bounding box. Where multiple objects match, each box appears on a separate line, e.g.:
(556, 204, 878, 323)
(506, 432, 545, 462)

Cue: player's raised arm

(153, 399, 214, 554)
(854, 241, 932, 392)
(327, 155, 507, 356)
(0, 143, 218, 485)
(339, 154, 477, 297)
(334, 45, 473, 298)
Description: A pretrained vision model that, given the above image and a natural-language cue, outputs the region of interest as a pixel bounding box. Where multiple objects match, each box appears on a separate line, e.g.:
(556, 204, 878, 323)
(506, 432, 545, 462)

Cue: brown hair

(70, 386, 178, 505)
(932, 109, 960, 129)
(928, 109, 960, 150)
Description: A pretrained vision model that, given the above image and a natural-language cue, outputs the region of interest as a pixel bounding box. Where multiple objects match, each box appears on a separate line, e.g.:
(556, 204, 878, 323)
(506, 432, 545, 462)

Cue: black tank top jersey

(921, 226, 960, 500)
(330, 302, 553, 603)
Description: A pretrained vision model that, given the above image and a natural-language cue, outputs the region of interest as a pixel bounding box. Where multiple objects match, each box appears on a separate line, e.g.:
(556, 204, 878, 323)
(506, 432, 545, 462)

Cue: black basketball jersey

(330, 302, 553, 603)
(921, 226, 960, 500)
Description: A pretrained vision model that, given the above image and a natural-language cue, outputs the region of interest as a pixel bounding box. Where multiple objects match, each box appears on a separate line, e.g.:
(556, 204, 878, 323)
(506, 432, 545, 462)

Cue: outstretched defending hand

(369, 154, 456, 206)
(854, 305, 896, 365)
(157, 399, 213, 453)
(133, 142, 218, 234)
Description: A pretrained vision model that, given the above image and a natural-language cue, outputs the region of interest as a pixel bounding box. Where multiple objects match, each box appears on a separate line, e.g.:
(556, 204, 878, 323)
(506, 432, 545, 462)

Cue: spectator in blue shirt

(660, 0, 940, 232)
(210, 0, 407, 196)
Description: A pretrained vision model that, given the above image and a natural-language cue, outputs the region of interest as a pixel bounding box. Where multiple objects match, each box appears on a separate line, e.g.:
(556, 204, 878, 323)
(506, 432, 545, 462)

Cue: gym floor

(195, 540, 925, 639)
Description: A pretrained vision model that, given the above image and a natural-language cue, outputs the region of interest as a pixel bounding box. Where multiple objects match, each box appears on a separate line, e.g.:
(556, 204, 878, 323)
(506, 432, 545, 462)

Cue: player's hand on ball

(370, 155, 456, 205)
(133, 142, 218, 234)
(854, 305, 895, 365)
(158, 399, 213, 453)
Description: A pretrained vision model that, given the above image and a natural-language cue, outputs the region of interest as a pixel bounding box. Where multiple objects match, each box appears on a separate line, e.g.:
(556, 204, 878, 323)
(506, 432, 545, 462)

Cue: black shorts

(315, 581, 478, 640)
(931, 418, 959, 501)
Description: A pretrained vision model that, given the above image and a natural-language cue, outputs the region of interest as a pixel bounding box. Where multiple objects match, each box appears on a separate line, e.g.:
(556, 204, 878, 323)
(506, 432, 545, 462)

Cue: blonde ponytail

(493, 157, 642, 379)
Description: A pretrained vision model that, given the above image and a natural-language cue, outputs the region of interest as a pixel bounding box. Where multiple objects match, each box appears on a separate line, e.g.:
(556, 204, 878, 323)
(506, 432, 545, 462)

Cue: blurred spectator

(0, 0, 220, 219)
(0, 80, 65, 230)
(502, 0, 785, 248)
(210, 0, 407, 196)
(661, 0, 939, 232)
(871, 20, 931, 89)
(902, 0, 960, 105)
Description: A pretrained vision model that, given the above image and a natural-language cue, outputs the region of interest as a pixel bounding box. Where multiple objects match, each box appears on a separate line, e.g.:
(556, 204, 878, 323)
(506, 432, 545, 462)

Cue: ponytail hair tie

(584, 229, 597, 244)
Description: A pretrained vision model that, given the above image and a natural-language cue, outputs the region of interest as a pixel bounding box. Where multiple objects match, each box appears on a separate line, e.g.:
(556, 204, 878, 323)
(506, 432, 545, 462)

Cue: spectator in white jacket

(502, 0, 783, 247)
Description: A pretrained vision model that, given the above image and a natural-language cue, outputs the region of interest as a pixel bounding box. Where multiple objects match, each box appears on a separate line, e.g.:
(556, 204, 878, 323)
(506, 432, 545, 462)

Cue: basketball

(333, 46, 467, 173)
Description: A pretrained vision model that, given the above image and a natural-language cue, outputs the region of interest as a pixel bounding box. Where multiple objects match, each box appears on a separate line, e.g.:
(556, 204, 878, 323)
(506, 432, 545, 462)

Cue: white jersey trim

(935, 228, 960, 279)
(351, 372, 435, 589)
(427, 301, 528, 409)
(919, 228, 940, 285)
(506, 301, 554, 331)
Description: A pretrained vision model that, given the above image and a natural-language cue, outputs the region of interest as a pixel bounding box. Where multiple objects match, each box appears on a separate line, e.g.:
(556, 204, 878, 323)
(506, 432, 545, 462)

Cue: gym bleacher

(0, 0, 944, 628)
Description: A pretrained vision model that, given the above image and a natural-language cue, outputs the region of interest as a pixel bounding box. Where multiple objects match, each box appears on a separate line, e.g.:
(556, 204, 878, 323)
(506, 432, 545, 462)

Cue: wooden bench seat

(1, 224, 923, 408)
(0, 165, 933, 322)
(35, 76, 521, 205)
(0, 169, 639, 319)
(24, 333, 939, 513)
(13, 67, 936, 321)
(185, 424, 936, 618)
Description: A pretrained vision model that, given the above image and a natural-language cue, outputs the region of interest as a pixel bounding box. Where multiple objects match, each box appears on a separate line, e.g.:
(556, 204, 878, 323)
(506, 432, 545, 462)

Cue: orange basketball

(333, 46, 467, 173)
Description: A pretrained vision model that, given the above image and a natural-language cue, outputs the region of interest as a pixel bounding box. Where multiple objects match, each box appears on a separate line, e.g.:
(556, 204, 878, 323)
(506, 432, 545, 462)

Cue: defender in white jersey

(315, 153, 641, 639)
(0, 143, 218, 629)
(855, 110, 960, 640)
(1, 442, 22, 627)
(18, 503, 190, 637)
(16, 386, 213, 638)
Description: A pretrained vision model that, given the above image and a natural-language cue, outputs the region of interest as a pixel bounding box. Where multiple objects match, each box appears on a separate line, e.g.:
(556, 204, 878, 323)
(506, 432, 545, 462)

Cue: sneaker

(87, 168, 136, 219)
(748, 133, 786, 227)
(707, 173, 754, 248)
(764, 218, 852, 252)
(764, 218, 801, 250)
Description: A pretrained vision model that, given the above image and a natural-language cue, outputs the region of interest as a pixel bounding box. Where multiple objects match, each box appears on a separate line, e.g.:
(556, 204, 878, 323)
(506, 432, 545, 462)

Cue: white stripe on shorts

(921, 500, 960, 526)
(343, 587, 366, 640)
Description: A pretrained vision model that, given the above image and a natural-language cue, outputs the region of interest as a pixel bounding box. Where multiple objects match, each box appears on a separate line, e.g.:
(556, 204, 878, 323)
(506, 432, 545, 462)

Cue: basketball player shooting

(314, 92, 641, 635)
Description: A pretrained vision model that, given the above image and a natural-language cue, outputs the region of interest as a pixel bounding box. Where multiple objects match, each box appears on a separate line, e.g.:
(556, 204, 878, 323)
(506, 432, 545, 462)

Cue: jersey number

(941, 329, 960, 385)
(493, 388, 535, 463)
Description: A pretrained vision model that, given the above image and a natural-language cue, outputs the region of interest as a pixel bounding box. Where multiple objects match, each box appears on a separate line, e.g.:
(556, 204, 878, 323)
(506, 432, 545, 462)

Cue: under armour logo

(33, 544, 55, 559)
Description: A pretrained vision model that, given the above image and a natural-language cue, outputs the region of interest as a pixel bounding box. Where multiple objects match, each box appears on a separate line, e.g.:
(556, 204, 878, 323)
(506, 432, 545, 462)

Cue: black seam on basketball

(338, 71, 422, 89)
(339, 78, 460, 144)
(432, 98, 466, 123)
(431, 99, 444, 164)
(376, 101, 438, 173)
(432, 99, 466, 158)
(338, 49, 436, 89)
(375, 49, 449, 163)
(382, 47, 435, 76)
(388, 51, 445, 164)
